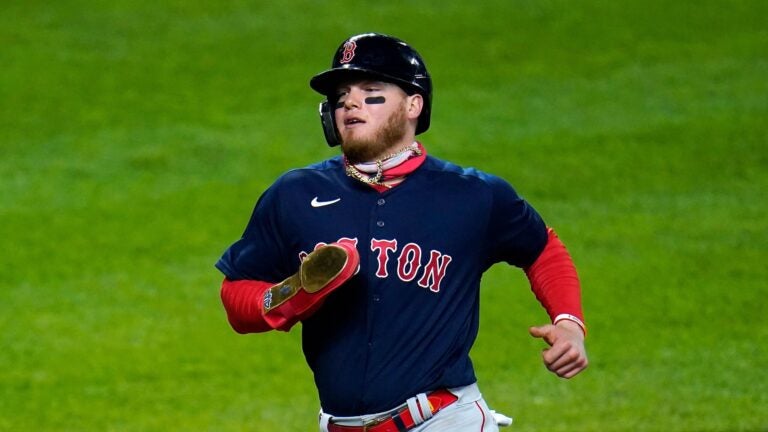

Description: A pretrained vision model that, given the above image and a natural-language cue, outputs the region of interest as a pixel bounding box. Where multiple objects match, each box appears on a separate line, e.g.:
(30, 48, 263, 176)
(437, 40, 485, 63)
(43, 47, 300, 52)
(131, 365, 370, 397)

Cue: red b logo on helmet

(340, 41, 357, 64)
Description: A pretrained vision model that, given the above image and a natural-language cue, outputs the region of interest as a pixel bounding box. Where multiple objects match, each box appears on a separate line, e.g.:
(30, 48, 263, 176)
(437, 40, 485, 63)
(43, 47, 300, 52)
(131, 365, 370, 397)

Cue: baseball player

(216, 33, 588, 432)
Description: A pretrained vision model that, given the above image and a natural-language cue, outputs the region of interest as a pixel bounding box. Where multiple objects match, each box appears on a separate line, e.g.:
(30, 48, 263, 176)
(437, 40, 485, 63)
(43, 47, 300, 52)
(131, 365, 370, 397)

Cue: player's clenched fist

(529, 321, 588, 379)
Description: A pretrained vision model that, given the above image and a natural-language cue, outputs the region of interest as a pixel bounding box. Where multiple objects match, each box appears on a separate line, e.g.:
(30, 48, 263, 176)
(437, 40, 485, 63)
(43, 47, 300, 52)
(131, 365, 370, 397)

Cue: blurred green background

(1, 1, 766, 430)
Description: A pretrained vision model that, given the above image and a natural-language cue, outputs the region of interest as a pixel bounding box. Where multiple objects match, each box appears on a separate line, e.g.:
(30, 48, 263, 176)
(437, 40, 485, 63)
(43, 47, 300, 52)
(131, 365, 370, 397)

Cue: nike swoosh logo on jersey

(311, 197, 341, 208)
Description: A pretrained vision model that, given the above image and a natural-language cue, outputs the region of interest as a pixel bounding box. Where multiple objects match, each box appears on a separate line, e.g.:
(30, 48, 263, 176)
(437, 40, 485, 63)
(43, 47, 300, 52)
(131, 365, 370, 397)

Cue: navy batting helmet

(310, 33, 432, 146)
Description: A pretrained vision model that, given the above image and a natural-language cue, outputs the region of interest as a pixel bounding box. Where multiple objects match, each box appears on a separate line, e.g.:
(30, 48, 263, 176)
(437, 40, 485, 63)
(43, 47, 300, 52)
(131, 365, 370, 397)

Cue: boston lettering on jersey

(299, 237, 453, 293)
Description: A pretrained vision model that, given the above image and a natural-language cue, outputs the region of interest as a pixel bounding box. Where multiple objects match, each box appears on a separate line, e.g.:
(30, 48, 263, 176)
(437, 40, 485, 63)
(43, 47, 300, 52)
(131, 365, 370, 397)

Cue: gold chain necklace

(344, 144, 422, 188)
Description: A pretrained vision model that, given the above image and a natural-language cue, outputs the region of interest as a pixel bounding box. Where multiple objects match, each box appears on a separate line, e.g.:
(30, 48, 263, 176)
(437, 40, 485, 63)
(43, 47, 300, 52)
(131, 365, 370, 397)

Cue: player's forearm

(524, 227, 586, 335)
(220, 278, 276, 333)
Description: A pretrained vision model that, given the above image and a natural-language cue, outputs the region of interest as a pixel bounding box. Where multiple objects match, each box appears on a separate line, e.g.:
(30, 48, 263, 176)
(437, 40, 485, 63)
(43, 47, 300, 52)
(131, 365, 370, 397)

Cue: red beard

(341, 101, 408, 164)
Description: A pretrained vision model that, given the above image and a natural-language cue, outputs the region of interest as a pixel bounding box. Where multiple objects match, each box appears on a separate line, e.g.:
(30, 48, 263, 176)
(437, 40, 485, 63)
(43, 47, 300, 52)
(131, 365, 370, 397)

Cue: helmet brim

(310, 67, 421, 98)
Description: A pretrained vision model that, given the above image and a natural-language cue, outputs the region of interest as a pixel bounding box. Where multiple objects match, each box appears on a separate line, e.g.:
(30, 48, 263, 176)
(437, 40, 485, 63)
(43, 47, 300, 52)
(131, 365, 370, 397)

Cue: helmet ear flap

(319, 100, 341, 147)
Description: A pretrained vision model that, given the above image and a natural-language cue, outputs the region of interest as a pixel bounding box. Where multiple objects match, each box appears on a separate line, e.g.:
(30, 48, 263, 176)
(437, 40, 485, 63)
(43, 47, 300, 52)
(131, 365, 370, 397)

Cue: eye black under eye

(364, 96, 386, 104)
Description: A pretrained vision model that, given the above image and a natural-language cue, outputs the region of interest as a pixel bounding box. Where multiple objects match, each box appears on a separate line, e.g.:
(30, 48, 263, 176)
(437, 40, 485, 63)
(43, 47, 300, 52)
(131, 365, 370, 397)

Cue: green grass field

(2, 1, 766, 430)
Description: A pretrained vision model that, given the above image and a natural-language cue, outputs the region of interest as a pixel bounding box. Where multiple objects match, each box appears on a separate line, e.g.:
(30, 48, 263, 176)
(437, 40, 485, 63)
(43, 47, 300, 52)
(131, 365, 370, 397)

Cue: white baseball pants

(319, 383, 509, 432)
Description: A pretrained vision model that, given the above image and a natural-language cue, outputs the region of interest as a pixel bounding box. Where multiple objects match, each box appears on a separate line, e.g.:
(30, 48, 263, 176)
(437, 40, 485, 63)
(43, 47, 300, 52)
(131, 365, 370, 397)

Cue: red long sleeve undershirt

(524, 227, 585, 331)
(220, 279, 276, 333)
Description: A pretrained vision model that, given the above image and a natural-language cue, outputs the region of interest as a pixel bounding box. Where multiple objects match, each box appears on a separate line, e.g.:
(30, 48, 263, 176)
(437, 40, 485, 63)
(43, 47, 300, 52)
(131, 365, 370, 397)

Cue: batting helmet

(310, 33, 432, 146)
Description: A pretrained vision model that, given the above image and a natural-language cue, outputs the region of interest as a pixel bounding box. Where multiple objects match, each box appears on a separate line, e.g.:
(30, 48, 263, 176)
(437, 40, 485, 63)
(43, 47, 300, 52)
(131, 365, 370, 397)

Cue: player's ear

(406, 93, 423, 120)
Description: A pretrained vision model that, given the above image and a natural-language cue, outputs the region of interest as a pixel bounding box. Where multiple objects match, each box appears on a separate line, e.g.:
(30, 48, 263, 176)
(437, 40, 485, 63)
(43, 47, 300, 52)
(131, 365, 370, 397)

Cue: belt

(327, 389, 458, 432)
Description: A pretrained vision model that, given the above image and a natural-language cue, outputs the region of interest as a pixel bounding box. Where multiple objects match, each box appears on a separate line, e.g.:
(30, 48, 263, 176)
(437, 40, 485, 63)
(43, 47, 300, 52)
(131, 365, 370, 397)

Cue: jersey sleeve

(485, 175, 548, 268)
(215, 178, 293, 282)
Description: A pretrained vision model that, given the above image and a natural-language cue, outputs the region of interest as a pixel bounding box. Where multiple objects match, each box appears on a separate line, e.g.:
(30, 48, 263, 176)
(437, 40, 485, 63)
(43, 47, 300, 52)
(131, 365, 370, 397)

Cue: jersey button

(373, 295, 380, 302)
(377, 198, 386, 206)
(376, 221, 385, 227)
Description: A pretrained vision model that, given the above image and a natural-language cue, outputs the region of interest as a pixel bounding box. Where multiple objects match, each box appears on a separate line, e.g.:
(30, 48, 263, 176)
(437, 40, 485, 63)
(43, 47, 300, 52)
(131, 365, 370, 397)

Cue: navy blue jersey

(216, 154, 548, 416)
